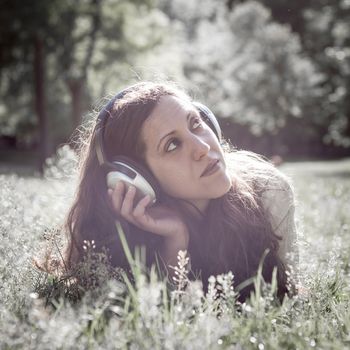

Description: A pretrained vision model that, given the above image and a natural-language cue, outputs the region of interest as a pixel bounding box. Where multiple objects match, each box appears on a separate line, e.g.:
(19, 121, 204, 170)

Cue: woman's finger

(133, 195, 152, 219)
(109, 181, 125, 213)
(120, 185, 136, 219)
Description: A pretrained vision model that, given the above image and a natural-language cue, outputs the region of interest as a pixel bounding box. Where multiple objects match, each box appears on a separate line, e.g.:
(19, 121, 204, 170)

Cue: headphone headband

(95, 83, 143, 166)
(96, 97, 117, 166)
(193, 101, 222, 142)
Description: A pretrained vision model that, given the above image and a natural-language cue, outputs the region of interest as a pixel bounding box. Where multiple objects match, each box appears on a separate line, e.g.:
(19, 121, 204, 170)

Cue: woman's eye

(192, 118, 203, 129)
(164, 119, 202, 153)
(166, 139, 180, 152)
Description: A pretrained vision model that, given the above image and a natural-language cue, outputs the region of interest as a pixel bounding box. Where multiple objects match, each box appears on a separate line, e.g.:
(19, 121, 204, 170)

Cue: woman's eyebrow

(157, 112, 192, 152)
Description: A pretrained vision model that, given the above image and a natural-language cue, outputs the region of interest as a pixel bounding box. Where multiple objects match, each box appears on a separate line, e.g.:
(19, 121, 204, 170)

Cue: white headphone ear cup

(106, 156, 161, 204)
(107, 170, 157, 204)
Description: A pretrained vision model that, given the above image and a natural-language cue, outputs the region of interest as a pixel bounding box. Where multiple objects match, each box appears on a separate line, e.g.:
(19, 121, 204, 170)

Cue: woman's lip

(200, 159, 220, 177)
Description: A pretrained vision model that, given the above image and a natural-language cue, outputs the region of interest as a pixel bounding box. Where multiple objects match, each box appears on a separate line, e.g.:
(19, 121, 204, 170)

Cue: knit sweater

(260, 172, 299, 274)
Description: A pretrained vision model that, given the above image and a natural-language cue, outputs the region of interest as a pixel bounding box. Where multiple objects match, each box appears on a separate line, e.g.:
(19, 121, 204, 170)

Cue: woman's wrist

(161, 228, 189, 267)
(164, 226, 189, 248)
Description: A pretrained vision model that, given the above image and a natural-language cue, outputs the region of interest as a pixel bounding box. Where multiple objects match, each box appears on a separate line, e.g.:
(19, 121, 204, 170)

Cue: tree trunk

(67, 78, 84, 133)
(34, 34, 49, 174)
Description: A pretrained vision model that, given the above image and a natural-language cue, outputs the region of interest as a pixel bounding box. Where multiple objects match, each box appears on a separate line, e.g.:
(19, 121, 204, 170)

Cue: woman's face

(141, 95, 232, 212)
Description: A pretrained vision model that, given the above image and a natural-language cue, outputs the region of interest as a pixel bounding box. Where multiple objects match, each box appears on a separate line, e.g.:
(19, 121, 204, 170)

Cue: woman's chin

(218, 175, 233, 196)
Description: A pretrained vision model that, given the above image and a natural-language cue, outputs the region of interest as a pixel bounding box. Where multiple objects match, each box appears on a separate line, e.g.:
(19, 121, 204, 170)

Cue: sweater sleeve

(260, 172, 299, 274)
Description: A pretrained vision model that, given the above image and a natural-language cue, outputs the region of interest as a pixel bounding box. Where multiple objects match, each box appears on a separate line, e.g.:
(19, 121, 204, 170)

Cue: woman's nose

(190, 135, 210, 160)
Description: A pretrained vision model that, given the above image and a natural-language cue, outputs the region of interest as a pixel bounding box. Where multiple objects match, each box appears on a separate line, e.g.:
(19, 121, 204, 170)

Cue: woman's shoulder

(225, 150, 294, 196)
(224, 149, 298, 267)
(260, 165, 294, 197)
(259, 167, 295, 221)
(225, 150, 296, 229)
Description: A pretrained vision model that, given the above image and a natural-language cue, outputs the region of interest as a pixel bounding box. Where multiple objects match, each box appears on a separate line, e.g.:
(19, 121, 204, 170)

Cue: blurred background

(0, 0, 349, 174)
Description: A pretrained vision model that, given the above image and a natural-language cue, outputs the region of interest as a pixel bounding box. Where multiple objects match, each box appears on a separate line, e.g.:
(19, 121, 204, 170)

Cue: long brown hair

(62, 82, 289, 301)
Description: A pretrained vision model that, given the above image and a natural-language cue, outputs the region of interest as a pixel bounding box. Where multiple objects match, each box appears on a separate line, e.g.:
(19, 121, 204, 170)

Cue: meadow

(1, 147, 350, 350)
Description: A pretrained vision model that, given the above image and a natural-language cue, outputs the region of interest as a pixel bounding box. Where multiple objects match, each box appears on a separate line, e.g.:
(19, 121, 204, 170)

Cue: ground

(0, 152, 349, 349)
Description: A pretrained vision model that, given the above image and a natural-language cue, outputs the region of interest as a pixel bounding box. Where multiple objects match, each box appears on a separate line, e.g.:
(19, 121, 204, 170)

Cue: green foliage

(302, 0, 350, 147)
(162, 0, 321, 135)
(255, 0, 350, 146)
(1, 149, 350, 348)
(0, 0, 166, 147)
(33, 241, 125, 306)
(1, 0, 349, 156)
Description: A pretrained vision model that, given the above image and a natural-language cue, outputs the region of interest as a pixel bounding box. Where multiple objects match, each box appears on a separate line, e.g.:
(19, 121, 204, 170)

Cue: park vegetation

(0, 0, 349, 170)
(1, 2, 349, 348)
(0, 147, 349, 349)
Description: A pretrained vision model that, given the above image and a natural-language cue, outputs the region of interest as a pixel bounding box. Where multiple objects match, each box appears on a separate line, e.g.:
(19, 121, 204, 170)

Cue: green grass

(1, 148, 350, 349)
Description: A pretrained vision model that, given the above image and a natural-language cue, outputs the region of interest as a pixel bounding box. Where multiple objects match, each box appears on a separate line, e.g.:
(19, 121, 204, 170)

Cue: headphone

(95, 83, 223, 205)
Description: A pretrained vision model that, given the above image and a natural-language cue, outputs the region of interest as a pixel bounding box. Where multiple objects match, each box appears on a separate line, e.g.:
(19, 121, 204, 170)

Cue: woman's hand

(108, 181, 189, 246)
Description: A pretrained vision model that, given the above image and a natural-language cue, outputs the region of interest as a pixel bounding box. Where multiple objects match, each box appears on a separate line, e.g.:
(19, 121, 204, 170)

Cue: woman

(63, 81, 298, 301)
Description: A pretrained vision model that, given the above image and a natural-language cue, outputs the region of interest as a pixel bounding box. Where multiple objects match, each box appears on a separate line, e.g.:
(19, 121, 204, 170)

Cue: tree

(156, 0, 350, 156)
(57, 0, 102, 131)
(240, 0, 350, 147)
(0, 0, 167, 170)
(0, 0, 61, 170)
(162, 1, 320, 134)
(302, 0, 350, 147)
